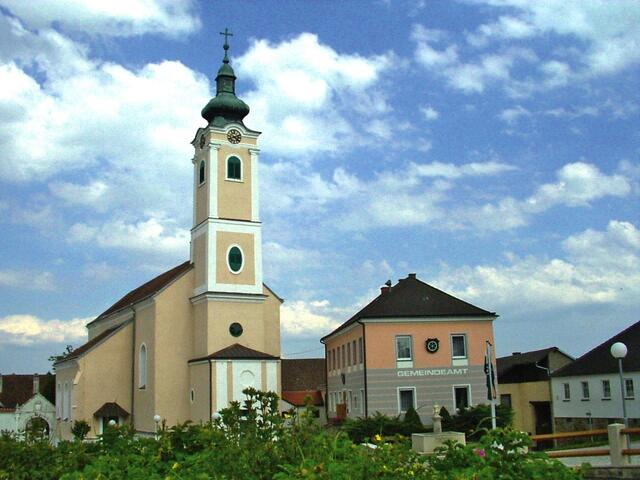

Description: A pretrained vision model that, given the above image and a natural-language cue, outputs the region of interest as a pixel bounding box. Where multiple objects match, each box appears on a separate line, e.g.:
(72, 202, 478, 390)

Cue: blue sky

(0, 0, 638, 373)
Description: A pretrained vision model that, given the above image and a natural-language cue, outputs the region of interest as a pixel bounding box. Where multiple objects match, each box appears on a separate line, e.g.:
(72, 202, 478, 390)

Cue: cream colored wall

(500, 381, 550, 434)
(216, 231, 255, 285)
(193, 300, 209, 357)
(133, 303, 155, 433)
(72, 324, 133, 438)
(54, 363, 78, 440)
(262, 284, 282, 358)
(217, 146, 252, 220)
(189, 362, 210, 423)
(195, 145, 210, 225)
(205, 300, 270, 356)
(153, 269, 195, 428)
(193, 233, 207, 289)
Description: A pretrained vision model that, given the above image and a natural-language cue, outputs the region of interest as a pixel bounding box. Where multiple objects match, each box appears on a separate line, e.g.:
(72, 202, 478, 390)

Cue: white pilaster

(249, 148, 260, 222)
(208, 143, 221, 219)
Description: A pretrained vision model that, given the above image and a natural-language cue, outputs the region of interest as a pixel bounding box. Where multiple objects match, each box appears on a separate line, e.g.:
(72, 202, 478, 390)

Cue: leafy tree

(48, 345, 75, 364)
(71, 420, 91, 441)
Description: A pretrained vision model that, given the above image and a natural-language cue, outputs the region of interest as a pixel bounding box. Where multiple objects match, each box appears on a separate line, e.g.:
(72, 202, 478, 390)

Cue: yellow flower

(374, 434, 382, 442)
(172, 462, 179, 470)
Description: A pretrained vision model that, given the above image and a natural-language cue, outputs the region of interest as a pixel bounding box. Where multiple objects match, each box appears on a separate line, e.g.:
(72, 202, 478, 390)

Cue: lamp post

(153, 414, 161, 440)
(610, 342, 629, 427)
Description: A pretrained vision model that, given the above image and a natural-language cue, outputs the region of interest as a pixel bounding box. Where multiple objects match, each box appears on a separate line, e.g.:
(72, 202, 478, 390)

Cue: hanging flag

(484, 342, 497, 401)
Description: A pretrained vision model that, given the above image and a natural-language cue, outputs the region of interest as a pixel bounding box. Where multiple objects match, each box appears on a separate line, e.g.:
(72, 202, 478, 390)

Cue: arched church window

(228, 246, 243, 273)
(227, 156, 242, 180)
(139, 344, 147, 389)
(199, 160, 206, 184)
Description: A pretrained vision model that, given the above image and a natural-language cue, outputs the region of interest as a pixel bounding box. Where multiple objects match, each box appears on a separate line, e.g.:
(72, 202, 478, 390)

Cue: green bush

(0, 389, 582, 480)
(441, 403, 513, 440)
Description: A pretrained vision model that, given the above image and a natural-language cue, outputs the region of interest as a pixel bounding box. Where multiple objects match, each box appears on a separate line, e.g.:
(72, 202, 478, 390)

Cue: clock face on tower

(227, 129, 241, 144)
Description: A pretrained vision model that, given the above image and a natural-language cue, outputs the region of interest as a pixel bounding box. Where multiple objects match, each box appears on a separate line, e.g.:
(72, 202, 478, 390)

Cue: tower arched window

(139, 344, 147, 389)
(199, 160, 206, 185)
(227, 156, 242, 180)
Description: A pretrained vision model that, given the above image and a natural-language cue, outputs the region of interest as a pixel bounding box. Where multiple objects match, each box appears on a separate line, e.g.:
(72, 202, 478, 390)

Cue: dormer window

(199, 160, 206, 185)
(227, 156, 242, 181)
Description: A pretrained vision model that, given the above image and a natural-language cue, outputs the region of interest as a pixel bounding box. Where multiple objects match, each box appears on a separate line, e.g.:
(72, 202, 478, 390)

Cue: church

(54, 36, 282, 440)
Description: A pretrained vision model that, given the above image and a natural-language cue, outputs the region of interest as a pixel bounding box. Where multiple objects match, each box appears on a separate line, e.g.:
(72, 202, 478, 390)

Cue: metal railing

(531, 424, 640, 466)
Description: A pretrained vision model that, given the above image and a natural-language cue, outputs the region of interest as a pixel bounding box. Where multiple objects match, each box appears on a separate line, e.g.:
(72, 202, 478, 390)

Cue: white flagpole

(487, 341, 497, 429)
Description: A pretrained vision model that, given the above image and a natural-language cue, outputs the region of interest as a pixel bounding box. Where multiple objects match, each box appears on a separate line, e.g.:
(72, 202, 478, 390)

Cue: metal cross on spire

(220, 28, 233, 63)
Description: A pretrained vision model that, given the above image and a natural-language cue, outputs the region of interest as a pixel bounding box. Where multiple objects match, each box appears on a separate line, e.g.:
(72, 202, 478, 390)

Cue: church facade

(55, 38, 281, 440)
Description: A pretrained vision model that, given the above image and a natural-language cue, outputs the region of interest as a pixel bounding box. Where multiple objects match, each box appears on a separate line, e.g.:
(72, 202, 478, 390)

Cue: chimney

(380, 286, 390, 295)
(408, 273, 417, 279)
(33, 374, 39, 395)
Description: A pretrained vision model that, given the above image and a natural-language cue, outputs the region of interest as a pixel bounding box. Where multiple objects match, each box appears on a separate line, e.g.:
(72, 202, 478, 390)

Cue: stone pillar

(608, 423, 629, 467)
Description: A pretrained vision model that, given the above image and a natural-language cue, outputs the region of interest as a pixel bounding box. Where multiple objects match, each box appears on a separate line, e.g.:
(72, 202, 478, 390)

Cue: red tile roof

(90, 261, 193, 323)
(281, 359, 326, 391)
(281, 390, 324, 407)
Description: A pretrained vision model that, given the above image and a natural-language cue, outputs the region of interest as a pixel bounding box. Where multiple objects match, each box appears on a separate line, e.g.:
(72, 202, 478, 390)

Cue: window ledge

(602, 398, 611, 401)
(225, 177, 244, 183)
(580, 398, 590, 401)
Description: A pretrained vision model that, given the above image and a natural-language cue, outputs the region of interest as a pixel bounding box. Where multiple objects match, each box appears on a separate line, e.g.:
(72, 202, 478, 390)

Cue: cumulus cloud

(0, 0, 200, 37)
(0, 314, 89, 345)
(0, 269, 55, 290)
(280, 300, 341, 337)
(457, 162, 631, 231)
(236, 33, 394, 155)
(69, 218, 189, 256)
(420, 105, 440, 120)
(435, 220, 640, 312)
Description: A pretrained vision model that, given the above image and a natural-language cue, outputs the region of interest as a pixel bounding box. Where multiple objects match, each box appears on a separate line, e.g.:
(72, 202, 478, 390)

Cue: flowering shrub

(0, 390, 583, 479)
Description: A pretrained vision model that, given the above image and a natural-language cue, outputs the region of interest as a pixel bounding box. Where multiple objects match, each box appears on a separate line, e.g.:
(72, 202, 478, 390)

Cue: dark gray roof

(497, 347, 565, 383)
(189, 343, 278, 362)
(94, 402, 129, 418)
(553, 320, 640, 377)
(322, 274, 495, 341)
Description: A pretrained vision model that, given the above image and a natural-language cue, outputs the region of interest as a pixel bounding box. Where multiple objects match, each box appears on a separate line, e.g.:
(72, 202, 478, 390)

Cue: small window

(396, 335, 412, 361)
(451, 335, 467, 358)
(500, 394, 512, 409)
(625, 379, 635, 399)
(139, 344, 147, 389)
(602, 380, 611, 399)
(454, 385, 470, 411)
(352, 340, 357, 364)
(190, 389, 195, 403)
(199, 160, 206, 184)
(581, 381, 590, 400)
(332, 350, 336, 371)
(228, 246, 243, 273)
(398, 388, 415, 413)
(360, 388, 365, 412)
(341, 345, 345, 367)
(347, 342, 351, 366)
(563, 383, 571, 400)
(227, 156, 242, 180)
(358, 337, 363, 364)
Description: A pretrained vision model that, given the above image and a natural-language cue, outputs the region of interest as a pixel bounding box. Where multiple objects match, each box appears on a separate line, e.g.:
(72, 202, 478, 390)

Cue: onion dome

(202, 29, 250, 127)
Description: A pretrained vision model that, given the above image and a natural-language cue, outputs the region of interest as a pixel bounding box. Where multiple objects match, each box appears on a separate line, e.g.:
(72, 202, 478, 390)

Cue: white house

(551, 320, 640, 431)
(0, 374, 56, 440)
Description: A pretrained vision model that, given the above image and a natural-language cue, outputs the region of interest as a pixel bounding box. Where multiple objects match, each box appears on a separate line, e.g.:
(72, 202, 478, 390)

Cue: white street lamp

(610, 342, 629, 427)
(153, 414, 161, 440)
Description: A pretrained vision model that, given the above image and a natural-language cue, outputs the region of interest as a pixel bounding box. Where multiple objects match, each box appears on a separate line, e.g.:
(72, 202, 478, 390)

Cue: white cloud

(0, 0, 200, 37)
(458, 162, 631, 231)
(0, 314, 89, 345)
(49, 181, 109, 208)
(280, 300, 341, 337)
(236, 33, 394, 156)
(420, 105, 440, 121)
(435, 220, 640, 312)
(0, 269, 55, 290)
(499, 105, 530, 124)
(69, 217, 189, 256)
(410, 160, 516, 179)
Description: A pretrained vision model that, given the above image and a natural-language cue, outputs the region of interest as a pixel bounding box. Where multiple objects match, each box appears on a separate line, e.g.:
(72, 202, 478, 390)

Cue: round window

(228, 246, 243, 272)
(229, 322, 243, 337)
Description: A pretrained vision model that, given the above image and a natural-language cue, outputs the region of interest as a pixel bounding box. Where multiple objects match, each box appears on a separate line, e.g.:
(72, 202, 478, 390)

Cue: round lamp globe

(611, 342, 628, 359)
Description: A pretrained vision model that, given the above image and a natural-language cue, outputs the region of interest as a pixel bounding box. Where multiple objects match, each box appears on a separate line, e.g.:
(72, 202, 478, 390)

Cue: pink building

(321, 273, 497, 424)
